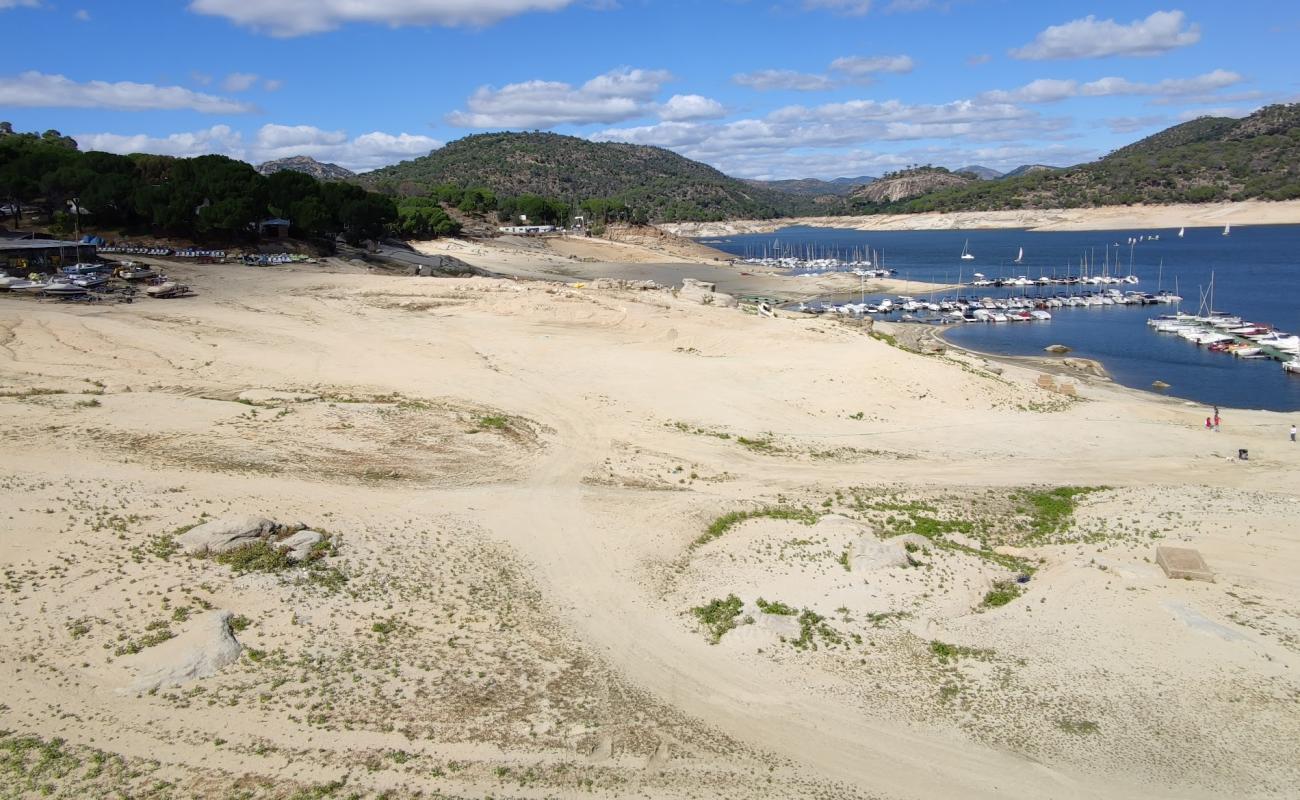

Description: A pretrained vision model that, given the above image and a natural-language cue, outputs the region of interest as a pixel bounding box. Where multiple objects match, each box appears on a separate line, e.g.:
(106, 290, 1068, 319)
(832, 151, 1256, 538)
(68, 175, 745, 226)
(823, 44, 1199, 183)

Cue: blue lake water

(704, 225, 1300, 411)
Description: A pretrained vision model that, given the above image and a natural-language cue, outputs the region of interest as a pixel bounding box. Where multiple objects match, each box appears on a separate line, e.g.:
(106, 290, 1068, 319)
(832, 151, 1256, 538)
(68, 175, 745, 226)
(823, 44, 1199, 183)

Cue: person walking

(1206, 417, 1213, 430)
(1213, 413, 1221, 432)
(1291, 423, 1296, 442)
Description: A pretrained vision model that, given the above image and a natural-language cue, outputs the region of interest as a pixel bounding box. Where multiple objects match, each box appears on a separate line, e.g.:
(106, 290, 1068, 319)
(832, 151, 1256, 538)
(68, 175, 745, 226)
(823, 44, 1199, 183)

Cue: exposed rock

(177, 515, 280, 556)
(1152, 380, 1171, 390)
(1062, 357, 1108, 377)
(678, 278, 737, 307)
(126, 611, 242, 692)
(741, 601, 802, 639)
(1044, 344, 1071, 354)
(919, 341, 946, 355)
(850, 533, 930, 572)
(276, 530, 323, 562)
(256, 155, 356, 182)
(983, 364, 1004, 376)
(850, 168, 974, 204)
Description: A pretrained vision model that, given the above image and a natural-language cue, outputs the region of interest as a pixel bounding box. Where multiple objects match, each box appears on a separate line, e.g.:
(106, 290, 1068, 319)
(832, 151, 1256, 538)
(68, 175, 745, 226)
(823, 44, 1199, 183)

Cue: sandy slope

(660, 199, 1300, 236)
(1, 259, 1298, 799)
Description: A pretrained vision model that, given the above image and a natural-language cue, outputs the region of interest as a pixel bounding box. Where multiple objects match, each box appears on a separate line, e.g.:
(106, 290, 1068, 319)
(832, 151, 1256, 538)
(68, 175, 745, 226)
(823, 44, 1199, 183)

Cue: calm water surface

(705, 225, 1300, 411)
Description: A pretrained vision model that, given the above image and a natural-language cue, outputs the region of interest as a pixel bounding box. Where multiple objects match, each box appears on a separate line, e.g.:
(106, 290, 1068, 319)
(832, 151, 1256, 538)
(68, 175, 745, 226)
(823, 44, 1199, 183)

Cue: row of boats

(0, 261, 190, 299)
(1147, 314, 1300, 373)
(800, 288, 1182, 322)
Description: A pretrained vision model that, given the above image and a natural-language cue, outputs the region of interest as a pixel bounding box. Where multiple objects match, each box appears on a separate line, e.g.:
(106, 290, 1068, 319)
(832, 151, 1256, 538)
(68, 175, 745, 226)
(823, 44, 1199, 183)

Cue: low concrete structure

(1156, 545, 1215, 582)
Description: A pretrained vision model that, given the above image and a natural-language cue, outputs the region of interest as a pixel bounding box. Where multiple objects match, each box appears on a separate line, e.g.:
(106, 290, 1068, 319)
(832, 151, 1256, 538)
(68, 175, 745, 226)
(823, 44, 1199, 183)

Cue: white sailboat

(1177, 227, 1185, 238)
(960, 239, 975, 260)
(1013, 246, 1023, 264)
(1222, 223, 1231, 236)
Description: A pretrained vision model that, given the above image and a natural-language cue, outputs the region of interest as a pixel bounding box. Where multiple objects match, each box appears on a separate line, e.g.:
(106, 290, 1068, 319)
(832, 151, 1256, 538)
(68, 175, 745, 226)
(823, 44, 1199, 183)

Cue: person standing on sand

(1291, 424, 1296, 442)
(1214, 413, 1221, 432)
(1206, 417, 1213, 430)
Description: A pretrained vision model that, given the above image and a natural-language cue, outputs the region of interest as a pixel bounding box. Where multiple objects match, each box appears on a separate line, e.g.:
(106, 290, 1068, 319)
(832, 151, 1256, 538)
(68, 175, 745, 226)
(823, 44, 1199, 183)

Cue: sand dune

(1, 257, 1297, 799)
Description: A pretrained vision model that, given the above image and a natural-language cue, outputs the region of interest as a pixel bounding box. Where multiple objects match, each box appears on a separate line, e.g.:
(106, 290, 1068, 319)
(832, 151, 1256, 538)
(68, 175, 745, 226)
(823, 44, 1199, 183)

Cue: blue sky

(1, 1, 1296, 178)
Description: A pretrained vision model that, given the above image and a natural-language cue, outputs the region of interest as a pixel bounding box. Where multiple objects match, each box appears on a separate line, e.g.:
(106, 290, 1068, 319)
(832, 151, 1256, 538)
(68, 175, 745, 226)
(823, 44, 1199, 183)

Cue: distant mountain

(1000, 164, 1058, 180)
(859, 104, 1300, 213)
(745, 176, 873, 197)
(850, 167, 974, 204)
(955, 165, 1003, 180)
(361, 131, 821, 221)
(257, 156, 356, 182)
(830, 175, 877, 186)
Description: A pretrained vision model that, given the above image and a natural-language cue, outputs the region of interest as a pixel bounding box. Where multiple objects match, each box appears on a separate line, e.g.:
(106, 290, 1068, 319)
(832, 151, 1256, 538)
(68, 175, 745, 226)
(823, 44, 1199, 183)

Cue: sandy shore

(1, 258, 1297, 799)
(409, 234, 955, 300)
(660, 199, 1300, 236)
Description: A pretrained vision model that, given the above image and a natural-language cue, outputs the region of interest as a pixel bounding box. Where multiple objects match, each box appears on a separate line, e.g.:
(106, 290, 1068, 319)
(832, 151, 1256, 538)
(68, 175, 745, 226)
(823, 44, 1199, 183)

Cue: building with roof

(0, 238, 98, 273)
(258, 218, 292, 239)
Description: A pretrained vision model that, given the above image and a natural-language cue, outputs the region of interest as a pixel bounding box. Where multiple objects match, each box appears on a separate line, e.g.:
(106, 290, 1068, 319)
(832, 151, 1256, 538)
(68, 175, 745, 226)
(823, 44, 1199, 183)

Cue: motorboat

(42, 280, 89, 298)
(117, 262, 158, 281)
(145, 281, 191, 299)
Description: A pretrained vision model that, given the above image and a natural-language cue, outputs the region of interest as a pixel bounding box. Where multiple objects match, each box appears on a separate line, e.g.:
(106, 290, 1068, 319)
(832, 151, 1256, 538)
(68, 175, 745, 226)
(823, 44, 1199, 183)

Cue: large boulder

(850, 533, 930, 572)
(177, 515, 280, 556)
(126, 610, 243, 692)
(678, 278, 722, 305)
(275, 530, 323, 562)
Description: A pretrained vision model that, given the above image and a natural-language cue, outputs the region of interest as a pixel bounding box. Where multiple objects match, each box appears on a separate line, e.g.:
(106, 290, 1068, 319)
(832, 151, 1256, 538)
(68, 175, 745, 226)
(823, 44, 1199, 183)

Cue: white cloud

(966, 53, 992, 66)
(74, 8, 90, 21)
(189, 0, 577, 36)
(221, 72, 260, 92)
(732, 69, 835, 92)
(252, 125, 442, 170)
(982, 69, 1244, 104)
(829, 55, 915, 78)
(76, 125, 246, 159)
(0, 0, 41, 8)
(74, 124, 442, 172)
(658, 94, 725, 121)
(191, 71, 212, 86)
(0, 71, 254, 113)
(592, 95, 1073, 179)
(1011, 10, 1201, 60)
(446, 67, 672, 128)
(263, 78, 284, 92)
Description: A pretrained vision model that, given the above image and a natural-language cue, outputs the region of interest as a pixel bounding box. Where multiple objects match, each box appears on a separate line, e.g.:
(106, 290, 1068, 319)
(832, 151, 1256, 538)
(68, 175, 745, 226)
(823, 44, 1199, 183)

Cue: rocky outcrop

(851, 169, 974, 204)
(177, 515, 282, 555)
(1044, 344, 1071, 354)
(275, 530, 323, 562)
(677, 278, 738, 308)
(126, 611, 243, 692)
(256, 155, 356, 182)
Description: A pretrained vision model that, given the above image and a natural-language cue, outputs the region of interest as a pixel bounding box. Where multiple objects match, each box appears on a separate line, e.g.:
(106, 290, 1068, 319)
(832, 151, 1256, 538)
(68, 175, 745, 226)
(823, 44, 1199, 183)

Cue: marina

(708, 225, 1300, 410)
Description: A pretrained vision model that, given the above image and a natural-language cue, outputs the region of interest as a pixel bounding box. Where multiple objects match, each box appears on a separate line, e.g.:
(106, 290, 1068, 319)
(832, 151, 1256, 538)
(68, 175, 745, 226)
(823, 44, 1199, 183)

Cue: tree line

(0, 125, 398, 244)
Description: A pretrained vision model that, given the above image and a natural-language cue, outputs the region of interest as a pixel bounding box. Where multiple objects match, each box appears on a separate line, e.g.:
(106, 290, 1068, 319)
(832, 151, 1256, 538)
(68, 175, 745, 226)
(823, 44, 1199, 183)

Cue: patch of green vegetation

(214, 541, 293, 574)
(868, 330, 899, 348)
(1018, 486, 1106, 541)
(144, 533, 179, 561)
(792, 608, 842, 651)
(1056, 718, 1101, 736)
(65, 618, 92, 639)
(691, 594, 744, 644)
(755, 598, 797, 616)
(981, 580, 1024, 609)
(114, 620, 175, 656)
(865, 610, 912, 627)
(736, 433, 782, 454)
(669, 421, 732, 440)
(228, 615, 252, 632)
(475, 414, 509, 430)
(73, 398, 101, 408)
(695, 505, 819, 548)
(929, 640, 993, 664)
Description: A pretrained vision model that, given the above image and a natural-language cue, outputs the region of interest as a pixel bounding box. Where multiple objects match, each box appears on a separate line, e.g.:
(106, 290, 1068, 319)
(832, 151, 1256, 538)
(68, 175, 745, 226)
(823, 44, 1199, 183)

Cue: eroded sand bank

(1, 256, 1297, 799)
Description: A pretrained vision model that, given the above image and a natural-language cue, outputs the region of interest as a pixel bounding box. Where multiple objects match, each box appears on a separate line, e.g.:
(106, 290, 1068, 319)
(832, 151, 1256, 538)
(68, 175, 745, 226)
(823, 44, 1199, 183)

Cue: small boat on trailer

(145, 281, 192, 299)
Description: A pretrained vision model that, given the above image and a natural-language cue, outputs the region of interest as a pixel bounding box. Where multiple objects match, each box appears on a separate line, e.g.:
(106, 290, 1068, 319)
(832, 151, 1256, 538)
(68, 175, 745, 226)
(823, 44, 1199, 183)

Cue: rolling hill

(361, 132, 821, 221)
(862, 104, 1300, 213)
